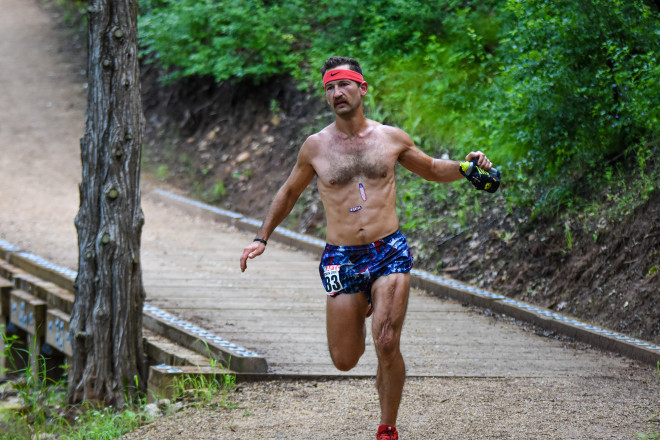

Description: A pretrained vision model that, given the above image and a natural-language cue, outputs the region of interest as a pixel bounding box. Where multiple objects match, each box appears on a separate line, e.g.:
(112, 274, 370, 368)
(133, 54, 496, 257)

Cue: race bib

(322, 264, 343, 295)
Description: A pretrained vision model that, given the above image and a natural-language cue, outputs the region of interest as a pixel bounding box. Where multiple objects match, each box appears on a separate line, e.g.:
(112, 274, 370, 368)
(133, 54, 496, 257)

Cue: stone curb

(143, 304, 267, 373)
(151, 189, 660, 366)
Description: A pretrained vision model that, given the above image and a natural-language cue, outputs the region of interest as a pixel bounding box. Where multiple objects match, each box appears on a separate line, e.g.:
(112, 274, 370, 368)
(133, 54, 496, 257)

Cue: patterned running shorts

(319, 230, 414, 303)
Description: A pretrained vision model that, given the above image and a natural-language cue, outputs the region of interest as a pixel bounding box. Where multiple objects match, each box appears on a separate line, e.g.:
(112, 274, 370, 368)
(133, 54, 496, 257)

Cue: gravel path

(0, 0, 658, 439)
(124, 375, 659, 439)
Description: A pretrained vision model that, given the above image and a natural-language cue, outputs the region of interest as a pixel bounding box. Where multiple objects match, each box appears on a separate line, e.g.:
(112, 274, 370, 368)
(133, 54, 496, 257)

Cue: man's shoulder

(372, 122, 413, 146)
(302, 123, 338, 150)
(298, 127, 332, 161)
(302, 130, 327, 151)
(307, 123, 335, 140)
(374, 122, 406, 136)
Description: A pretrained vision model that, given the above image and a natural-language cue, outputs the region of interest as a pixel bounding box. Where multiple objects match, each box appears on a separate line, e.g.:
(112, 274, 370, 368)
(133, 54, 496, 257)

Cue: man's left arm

(395, 129, 492, 182)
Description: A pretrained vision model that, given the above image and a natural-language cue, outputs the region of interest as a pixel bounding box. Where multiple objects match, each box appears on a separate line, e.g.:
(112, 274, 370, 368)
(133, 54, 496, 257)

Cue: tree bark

(69, 0, 145, 406)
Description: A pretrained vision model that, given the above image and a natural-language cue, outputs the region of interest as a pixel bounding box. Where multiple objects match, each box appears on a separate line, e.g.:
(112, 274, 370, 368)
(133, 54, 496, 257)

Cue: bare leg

(370, 273, 410, 426)
(326, 291, 370, 371)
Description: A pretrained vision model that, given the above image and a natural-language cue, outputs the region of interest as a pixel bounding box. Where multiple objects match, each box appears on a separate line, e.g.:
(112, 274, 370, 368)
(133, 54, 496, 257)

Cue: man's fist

(459, 158, 501, 193)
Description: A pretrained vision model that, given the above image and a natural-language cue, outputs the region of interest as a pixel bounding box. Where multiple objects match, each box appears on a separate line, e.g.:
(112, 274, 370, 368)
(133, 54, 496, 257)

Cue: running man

(240, 56, 493, 440)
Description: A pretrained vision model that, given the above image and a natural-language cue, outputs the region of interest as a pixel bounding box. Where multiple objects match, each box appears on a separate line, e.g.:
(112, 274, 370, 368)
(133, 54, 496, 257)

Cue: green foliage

(138, 0, 311, 83)
(61, 404, 143, 440)
(166, 341, 237, 408)
(350, 1, 503, 153)
(138, 0, 660, 235)
(155, 164, 169, 180)
(0, 333, 67, 439)
(170, 370, 236, 409)
(212, 179, 227, 198)
(0, 335, 144, 439)
(1, 335, 64, 434)
(487, 0, 660, 207)
(0, 332, 239, 439)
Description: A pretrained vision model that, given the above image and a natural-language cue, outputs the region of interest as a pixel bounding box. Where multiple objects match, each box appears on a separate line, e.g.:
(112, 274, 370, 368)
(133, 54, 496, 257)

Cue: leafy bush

(139, 0, 312, 83)
(137, 0, 660, 227)
(486, 0, 660, 209)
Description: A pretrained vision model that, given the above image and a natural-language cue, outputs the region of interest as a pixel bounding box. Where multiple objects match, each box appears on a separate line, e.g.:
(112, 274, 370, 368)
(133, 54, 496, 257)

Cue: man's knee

(330, 345, 364, 371)
(373, 320, 401, 359)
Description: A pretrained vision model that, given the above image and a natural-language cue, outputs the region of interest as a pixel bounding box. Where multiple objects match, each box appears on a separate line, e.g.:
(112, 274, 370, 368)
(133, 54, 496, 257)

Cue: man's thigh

(370, 272, 410, 335)
(326, 292, 370, 353)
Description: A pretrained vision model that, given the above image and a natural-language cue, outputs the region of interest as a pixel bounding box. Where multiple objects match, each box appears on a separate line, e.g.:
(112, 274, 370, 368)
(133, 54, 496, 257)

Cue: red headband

(322, 69, 365, 88)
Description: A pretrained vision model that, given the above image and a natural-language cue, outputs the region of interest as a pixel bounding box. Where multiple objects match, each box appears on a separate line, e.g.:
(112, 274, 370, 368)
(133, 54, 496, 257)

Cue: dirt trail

(0, 0, 83, 269)
(0, 1, 658, 439)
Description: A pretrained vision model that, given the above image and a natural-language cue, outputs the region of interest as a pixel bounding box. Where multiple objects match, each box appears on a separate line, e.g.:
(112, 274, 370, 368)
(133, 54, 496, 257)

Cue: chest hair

(326, 147, 390, 186)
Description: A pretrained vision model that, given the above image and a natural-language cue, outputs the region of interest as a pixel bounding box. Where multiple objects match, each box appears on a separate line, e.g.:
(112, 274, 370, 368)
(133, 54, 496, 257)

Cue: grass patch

(0, 333, 236, 439)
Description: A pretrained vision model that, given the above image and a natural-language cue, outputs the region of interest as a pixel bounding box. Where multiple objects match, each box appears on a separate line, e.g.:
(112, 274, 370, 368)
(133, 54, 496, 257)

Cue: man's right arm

(240, 139, 317, 272)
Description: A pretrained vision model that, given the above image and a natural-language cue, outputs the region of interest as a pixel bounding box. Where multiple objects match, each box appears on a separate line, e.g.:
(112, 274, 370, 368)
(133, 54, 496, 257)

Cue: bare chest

(319, 145, 393, 186)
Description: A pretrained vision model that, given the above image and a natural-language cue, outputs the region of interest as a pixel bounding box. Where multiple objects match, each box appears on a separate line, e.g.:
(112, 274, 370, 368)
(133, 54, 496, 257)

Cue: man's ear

(359, 81, 368, 96)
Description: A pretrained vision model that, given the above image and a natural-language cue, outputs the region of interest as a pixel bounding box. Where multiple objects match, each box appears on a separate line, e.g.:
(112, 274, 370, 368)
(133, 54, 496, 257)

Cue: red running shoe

(377, 425, 399, 439)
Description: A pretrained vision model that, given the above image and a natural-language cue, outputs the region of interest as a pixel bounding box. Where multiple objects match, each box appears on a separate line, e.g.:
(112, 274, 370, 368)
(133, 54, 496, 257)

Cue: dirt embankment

(139, 64, 659, 346)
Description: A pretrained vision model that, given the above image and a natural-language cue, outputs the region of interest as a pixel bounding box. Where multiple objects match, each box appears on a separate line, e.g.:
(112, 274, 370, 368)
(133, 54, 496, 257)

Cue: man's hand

(465, 151, 492, 171)
(240, 241, 266, 272)
(461, 151, 500, 193)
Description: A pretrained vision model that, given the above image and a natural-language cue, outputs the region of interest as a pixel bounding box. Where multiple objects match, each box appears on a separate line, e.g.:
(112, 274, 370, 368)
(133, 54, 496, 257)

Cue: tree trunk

(69, 0, 145, 406)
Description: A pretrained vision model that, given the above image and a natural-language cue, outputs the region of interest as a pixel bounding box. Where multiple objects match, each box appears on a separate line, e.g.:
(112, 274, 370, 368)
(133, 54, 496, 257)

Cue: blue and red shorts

(319, 230, 414, 303)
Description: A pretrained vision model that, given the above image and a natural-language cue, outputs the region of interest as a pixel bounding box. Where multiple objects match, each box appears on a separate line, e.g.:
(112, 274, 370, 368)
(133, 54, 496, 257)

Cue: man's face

(324, 64, 367, 115)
